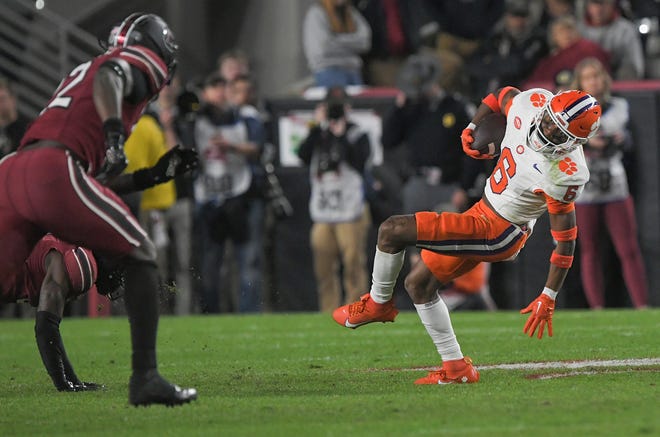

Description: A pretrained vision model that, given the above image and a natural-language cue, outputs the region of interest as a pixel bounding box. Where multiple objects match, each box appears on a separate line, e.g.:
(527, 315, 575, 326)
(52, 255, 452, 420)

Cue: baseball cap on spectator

(396, 54, 441, 99)
(554, 69, 574, 90)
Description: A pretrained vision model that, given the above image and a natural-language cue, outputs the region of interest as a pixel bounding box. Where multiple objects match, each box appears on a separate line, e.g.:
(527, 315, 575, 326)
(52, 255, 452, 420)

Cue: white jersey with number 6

(484, 88, 590, 227)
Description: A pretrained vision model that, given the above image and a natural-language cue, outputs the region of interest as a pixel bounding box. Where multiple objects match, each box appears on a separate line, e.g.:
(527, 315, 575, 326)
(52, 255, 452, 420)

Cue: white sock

(414, 292, 464, 361)
(369, 247, 405, 304)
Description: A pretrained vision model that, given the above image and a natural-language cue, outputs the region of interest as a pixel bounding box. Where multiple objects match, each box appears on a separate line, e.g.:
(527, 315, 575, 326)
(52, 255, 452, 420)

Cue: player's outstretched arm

(34, 251, 102, 392)
(521, 208, 577, 339)
(104, 145, 200, 194)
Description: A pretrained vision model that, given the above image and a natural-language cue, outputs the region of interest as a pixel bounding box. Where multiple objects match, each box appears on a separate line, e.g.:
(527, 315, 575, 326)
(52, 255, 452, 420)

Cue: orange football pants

(416, 199, 529, 283)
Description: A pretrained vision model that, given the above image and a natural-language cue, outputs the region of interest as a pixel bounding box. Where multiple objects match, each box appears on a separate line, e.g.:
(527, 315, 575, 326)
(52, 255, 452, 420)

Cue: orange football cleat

(332, 293, 399, 329)
(414, 357, 480, 385)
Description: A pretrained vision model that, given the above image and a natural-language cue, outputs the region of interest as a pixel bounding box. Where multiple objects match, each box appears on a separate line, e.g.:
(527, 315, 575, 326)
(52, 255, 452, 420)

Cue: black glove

(132, 145, 199, 190)
(94, 255, 125, 301)
(99, 118, 128, 178)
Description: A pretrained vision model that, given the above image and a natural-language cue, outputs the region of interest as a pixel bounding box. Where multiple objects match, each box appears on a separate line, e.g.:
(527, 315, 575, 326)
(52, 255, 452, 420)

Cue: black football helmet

(108, 13, 178, 78)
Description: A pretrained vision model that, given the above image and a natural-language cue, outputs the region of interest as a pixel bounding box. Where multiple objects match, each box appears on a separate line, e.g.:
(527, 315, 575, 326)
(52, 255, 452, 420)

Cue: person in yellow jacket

(124, 106, 177, 309)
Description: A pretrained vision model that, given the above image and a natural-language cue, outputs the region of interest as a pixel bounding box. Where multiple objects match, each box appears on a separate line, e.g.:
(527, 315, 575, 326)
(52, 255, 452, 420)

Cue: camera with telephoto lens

(327, 102, 345, 120)
(324, 86, 348, 121)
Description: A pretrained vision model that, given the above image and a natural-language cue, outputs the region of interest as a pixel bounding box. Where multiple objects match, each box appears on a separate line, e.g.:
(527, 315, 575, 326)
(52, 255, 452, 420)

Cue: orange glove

(461, 123, 492, 159)
(461, 123, 479, 157)
(520, 292, 555, 339)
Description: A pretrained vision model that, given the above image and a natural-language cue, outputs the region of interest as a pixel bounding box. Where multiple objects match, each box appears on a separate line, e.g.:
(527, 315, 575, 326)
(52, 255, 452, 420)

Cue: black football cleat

(129, 369, 197, 407)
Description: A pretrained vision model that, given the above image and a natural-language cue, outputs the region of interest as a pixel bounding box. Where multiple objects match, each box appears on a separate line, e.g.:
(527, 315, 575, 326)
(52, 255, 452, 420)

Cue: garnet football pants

(0, 147, 146, 294)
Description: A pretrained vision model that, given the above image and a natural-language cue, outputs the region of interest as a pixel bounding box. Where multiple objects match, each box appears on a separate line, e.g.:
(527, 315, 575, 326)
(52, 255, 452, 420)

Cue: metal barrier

(0, 0, 99, 119)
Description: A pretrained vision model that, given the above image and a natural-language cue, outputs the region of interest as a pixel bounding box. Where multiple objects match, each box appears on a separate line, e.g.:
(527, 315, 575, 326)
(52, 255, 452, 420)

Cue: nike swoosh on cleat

(533, 163, 542, 174)
(344, 320, 369, 328)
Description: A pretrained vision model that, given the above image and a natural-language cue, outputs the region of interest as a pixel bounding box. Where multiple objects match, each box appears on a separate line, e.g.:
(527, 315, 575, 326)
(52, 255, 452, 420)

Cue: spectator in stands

(571, 57, 648, 309)
(297, 86, 372, 312)
(217, 49, 251, 83)
(0, 77, 30, 157)
(227, 73, 267, 313)
(303, 0, 372, 87)
(422, 0, 504, 55)
(194, 73, 264, 313)
(382, 54, 480, 218)
(578, 0, 646, 79)
(538, 0, 576, 30)
(421, 0, 505, 92)
(465, 0, 549, 101)
(524, 15, 610, 88)
(124, 99, 178, 313)
(153, 77, 196, 315)
(125, 81, 192, 314)
(356, 0, 419, 87)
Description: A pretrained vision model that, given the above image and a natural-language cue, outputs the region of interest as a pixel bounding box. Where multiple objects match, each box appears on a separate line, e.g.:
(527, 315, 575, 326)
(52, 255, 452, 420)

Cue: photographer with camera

(194, 73, 266, 314)
(297, 87, 372, 312)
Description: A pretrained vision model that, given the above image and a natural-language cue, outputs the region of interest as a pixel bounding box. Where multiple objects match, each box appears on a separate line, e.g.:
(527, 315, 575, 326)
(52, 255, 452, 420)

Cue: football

(471, 112, 507, 156)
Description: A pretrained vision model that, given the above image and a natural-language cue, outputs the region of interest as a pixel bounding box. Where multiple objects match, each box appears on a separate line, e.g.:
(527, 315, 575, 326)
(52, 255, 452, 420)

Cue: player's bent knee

(378, 215, 416, 250)
(404, 273, 433, 302)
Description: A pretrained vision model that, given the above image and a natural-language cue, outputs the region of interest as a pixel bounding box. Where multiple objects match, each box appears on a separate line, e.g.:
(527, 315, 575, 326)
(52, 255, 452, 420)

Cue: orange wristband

(482, 93, 500, 113)
(551, 227, 578, 242)
(550, 251, 574, 268)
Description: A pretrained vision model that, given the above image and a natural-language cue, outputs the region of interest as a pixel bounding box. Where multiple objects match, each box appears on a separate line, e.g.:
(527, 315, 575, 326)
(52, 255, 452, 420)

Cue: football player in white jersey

(332, 86, 602, 384)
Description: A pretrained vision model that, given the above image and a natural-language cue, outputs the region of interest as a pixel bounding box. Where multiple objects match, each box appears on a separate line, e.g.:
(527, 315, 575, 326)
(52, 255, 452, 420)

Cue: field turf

(0, 309, 658, 436)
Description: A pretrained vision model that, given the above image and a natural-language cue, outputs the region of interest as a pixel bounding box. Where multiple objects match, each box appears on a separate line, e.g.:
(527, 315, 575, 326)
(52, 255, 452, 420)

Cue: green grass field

(0, 309, 658, 436)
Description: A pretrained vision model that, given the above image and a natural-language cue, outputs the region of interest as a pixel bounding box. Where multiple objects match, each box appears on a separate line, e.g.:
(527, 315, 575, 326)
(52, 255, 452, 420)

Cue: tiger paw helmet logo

(530, 93, 547, 108)
(558, 157, 578, 175)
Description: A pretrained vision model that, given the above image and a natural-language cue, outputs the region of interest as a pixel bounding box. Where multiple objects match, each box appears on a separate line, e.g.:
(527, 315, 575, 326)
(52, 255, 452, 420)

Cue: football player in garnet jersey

(0, 13, 199, 406)
(332, 86, 601, 385)
(0, 235, 103, 391)
(2, 128, 198, 393)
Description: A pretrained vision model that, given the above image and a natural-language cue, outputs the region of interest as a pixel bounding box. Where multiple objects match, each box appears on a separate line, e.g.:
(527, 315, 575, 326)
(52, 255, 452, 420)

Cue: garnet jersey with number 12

(20, 46, 168, 175)
(484, 88, 590, 227)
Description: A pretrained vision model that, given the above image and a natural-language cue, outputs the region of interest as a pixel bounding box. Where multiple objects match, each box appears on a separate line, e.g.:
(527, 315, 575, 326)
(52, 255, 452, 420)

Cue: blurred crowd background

(1, 0, 659, 319)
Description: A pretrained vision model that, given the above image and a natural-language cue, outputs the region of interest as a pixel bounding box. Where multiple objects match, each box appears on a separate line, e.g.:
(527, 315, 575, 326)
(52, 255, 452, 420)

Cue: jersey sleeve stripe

(74, 247, 94, 292)
(124, 46, 167, 78)
(120, 47, 166, 89)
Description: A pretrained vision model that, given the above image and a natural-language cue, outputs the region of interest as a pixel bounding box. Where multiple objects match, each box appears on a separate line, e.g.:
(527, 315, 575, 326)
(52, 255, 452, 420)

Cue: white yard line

(396, 358, 660, 372)
(477, 358, 660, 371)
